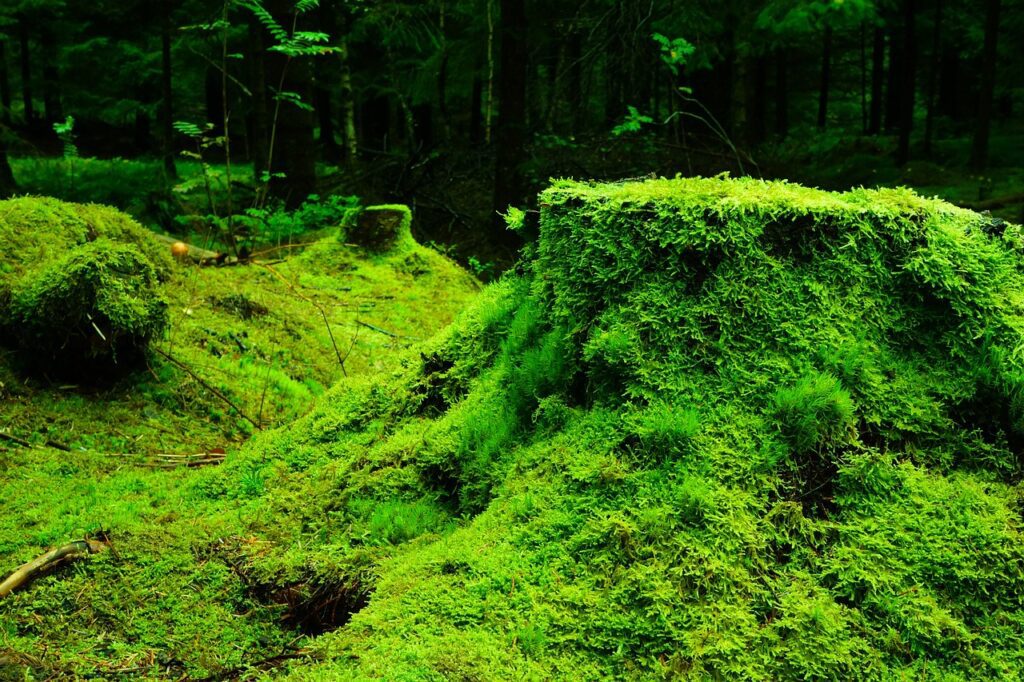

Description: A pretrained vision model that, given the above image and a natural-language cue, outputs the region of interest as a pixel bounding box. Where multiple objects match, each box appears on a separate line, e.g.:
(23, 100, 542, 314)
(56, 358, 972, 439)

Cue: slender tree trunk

(859, 23, 867, 132)
(248, 15, 269, 181)
(567, 31, 582, 135)
(469, 74, 483, 143)
(969, 0, 1001, 170)
(749, 56, 766, 146)
(40, 27, 61, 124)
(775, 49, 788, 137)
(884, 29, 902, 132)
(437, 0, 450, 142)
(492, 0, 528, 243)
(817, 25, 832, 129)
(315, 2, 341, 164)
(339, 36, 357, 166)
(923, 0, 943, 156)
(484, 0, 495, 143)
(0, 41, 11, 124)
(868, 28, 884, 134)
(895, 0, 917, 166)
(18, 17, 33, 125)
(266, 0, 318, 206)
(0, 133, 17, 197)
(160, 0, 177, 179)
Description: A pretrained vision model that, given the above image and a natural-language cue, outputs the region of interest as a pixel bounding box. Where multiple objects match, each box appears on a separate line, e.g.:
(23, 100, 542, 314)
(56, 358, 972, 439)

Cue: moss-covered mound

(0, 197, 171, 368)
(229, 177, 1023, 679)
(3, 178, 1024, 680)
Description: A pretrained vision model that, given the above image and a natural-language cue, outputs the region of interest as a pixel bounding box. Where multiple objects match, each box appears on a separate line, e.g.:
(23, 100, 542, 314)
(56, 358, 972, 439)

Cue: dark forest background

(0, 0, 1020, 265)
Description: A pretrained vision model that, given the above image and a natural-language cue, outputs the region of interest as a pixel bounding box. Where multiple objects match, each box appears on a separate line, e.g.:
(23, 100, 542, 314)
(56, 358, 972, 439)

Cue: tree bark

(247, 15, 269, 181)
(315, 2, 341, 164)
(491, 0, 528, 243)
(923, 0, 943, 156)
(817, 25, 832, 129)
(868, 27, 884, 134)
(0, 131, 16, 198)
(0, 41, 11, 124)
(40, 27, 61, 124)
(884, 30, 901, 131)
(18, 16, 32, 125)
(775, 49, 788, 137)
(895, 0, 917, 166)
(969, 0, 1001, 170)
(160, 0, 177, 179)
(266, 0, 317, 207)
(338, 36, 357, 166)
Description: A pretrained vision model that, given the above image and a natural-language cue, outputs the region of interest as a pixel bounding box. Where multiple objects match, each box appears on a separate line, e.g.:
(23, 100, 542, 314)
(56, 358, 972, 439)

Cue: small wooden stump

(349, 206, 412, 252)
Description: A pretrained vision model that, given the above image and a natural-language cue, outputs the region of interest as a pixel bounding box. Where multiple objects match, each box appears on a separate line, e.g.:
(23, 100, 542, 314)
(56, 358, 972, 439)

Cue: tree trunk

(0, 131, 15, 198)
(491, 0, 528, 243)
(469, 74, 483, 143)
(884, 30, 901, 132)
(0, 41, 11, 124)
(748, 56, 766, 146)
(817, 25, 832, 129)
(969, 0, 1001, 170)
(895, 0, 917, 166)
(339, 37, 357, 166)
(160, 0, 177, 179)
(315, 2, 341, 164)
(567, 31, 582, 135)
(868, 27, 884, 134)
(205, 66, 224, 136)
(775, 49, 788, 137)
(923, 0, 943, 156)
(248, 15, 269, 181)
(18, 16, 32, 125)
(40, 27, 61, 124)
(266, 0, 317, 207)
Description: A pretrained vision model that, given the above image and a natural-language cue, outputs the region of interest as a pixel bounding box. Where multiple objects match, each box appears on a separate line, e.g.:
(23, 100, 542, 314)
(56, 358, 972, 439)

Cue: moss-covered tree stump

(348, 205, 414, 252)
(0, 197, 170, 374)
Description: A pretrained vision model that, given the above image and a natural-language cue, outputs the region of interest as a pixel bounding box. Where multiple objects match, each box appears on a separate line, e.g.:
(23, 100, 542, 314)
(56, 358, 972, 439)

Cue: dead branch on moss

(153, 347, 262, 430)
(256, 262, 349, 376)
(0, 539, 109, 598)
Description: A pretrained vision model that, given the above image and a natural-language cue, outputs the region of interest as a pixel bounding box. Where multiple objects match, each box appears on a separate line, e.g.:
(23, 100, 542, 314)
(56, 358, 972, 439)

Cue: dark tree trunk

(775, 49, 788, 137)
(748, 56, 766, 146)
(491, 0, 528, 244)
(0, 41, 11, 124)
(567, 31, 582, 134)
(338, 35, 357, 166)
(248, 15, 270, 180)
(315, 2, 341, 164)
(923, 0, 943, 156)
(160, 0, 177, 179)
(40, 27, 61, 124)
(205, 66, 224, 136)
(266, 0, 317, 207)
(884, 29, 902, 132)
(18, 17, 32, 124)
(868, 28, 884, 134)
(969, 0, 1001, 170)
(0, 134, 15, 197)
(817, 25, 832, 129)
(469, 74, 483, 143)
(895, 0, 917, 166)
(937, 46, 961, 120)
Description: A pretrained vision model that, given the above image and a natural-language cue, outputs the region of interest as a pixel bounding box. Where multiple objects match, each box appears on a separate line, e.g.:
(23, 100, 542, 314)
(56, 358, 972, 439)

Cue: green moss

(4, 177, 1024, 680)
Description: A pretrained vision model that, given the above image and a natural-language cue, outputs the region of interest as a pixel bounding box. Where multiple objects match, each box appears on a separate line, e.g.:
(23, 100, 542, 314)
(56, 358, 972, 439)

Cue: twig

(257, 263, 348, 376)
(153, 347, 261, 430)
(0, 431, 33, 448)
(0, 539, 109, 598)
(355, 319, 402, 339)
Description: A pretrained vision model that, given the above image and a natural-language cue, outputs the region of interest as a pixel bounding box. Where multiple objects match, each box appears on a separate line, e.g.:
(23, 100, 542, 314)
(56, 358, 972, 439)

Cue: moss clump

(0, 197, 170, 371)
(7, 240, 168, 365)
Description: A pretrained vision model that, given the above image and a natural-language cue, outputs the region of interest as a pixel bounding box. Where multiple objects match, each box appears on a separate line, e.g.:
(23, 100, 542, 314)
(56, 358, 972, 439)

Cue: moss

(4, 177, 1024, 680)
(348, 204, 415, 253)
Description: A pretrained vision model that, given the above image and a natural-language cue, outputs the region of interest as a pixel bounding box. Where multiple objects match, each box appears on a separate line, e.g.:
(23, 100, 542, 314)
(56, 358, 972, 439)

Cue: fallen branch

(0, 539, 109, 598)
(153, 347, 262, 430)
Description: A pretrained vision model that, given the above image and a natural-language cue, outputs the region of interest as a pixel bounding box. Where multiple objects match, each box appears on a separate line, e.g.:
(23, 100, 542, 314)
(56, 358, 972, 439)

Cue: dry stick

(257, 262, 348, 376)
(0, 540, 108, 598)
(153, 347, 262, 430)
(0, 431, 32, 448)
